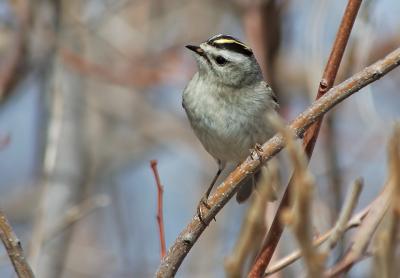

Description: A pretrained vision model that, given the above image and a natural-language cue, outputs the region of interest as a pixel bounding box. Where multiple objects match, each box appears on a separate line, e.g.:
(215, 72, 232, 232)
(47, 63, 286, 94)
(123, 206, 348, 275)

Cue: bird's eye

(215, 55, 227, 66)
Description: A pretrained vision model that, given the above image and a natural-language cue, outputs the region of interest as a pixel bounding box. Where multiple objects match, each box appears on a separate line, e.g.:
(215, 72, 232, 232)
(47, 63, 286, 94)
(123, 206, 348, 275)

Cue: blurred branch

(327, 125, 400, 277)
(44, 195, 110, 241)
(156, 44, 400, 277)
(29, 80, 64, 270)
(241, 0, 284, 93)
(373, 125, 400, 277)
(224, 163, 278, 278)
(272, 116, 324, 278)
(249, 1, 362, 276)
(325, 115, 342, 233)
(0, 0, 29, 101)
(326, 181, 392, 276)
(60, 46, 183, 88)
(0, 134, 11, 150)
(323, 178, 363, 251)
(29, 1, 87, 276)
(0, 211, 34, 278)
(265, 206, 368, 276)
(150, 160, 166, 259)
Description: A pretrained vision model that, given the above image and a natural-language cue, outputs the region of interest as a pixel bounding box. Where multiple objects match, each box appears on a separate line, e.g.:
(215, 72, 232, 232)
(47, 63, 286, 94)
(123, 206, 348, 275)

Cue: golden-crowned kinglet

(183, 34, 278, 221)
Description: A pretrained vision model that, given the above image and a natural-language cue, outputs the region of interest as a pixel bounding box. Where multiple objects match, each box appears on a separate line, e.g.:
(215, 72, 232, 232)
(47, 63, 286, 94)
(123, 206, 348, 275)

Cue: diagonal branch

(0, 211, 34, 278)
(155, 46, 400, 278)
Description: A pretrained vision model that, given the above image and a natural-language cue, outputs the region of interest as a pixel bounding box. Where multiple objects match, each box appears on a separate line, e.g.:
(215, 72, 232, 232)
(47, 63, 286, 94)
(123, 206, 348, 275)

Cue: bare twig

(156, 46, 400, 277)
(45, 195, 110, 241)
(324, 178, 363, 251)
(0, 211, 34, 278)
(326, 181, 392, 277)
(150, 160, 167, 259)
(249, 1, 362, 276)
(224, 163, 278, 278)
(28, 84, 64, 269)
(265, 207, 369, 276)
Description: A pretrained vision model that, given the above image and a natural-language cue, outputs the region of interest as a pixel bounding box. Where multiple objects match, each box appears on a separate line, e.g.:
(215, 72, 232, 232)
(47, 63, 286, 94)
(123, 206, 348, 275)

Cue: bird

(182, 34, 278, 222)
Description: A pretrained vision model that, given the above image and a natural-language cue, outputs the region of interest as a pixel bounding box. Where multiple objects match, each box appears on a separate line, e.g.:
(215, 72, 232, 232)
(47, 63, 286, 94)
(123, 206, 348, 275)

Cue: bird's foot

(250, 143, 264, 163)
(197, 196, 216, 225)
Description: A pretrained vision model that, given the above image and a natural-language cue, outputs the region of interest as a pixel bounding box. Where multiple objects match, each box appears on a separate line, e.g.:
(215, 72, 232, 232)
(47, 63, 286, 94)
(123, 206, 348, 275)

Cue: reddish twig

(248, 1, 362, 276)
(150, 160, 167, 259)
(155, 46, 400, 277)
(0, 134, 11, 149)
(0, 211, 34, 278)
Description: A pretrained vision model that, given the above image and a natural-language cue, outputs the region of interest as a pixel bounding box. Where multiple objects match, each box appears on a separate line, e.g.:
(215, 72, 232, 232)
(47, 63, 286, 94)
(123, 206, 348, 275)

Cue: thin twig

(249, 1, 362, 276)
(265, 206, 369, 276)
(324, 178, 363, 251)
(372, 125, 400, 277)
(150, 160, 167, 259)
(28, 84, 64, 268)
(0, 211, 34, 278)
(44, 195, 110, 241)
(155, 46, 400, 277)
(325, 182, 393, 277)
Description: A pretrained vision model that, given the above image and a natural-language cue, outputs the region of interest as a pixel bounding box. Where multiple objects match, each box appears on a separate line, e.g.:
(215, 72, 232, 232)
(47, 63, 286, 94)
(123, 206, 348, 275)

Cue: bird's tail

(236, 165, 277, 203)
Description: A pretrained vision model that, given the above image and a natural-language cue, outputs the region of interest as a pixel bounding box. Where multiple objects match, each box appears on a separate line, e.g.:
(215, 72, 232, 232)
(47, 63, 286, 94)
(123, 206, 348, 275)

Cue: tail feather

(236, 166, 277, 203)
(236, 171, 261, 203)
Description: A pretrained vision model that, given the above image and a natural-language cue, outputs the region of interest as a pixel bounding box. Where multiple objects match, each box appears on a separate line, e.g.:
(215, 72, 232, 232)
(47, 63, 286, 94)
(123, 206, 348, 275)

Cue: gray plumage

(183, 34, 278, 204)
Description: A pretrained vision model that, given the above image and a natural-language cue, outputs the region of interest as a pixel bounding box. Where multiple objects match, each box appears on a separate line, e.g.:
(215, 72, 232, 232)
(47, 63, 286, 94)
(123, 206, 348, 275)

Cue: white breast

(183, 74, 276, 163)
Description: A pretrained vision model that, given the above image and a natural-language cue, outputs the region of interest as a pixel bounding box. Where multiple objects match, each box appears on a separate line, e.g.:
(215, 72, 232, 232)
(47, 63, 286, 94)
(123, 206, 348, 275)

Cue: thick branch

(155, 46, 400, 278)
(0, 211, 34, 278)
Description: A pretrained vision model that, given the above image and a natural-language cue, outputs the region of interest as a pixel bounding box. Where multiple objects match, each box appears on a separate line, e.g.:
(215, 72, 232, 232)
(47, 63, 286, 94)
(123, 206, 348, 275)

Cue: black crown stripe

(207, 35, 253, 57)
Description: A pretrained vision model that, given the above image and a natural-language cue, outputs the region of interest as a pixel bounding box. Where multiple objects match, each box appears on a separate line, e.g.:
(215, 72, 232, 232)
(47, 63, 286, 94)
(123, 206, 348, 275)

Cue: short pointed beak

(185, 45, 203, 55)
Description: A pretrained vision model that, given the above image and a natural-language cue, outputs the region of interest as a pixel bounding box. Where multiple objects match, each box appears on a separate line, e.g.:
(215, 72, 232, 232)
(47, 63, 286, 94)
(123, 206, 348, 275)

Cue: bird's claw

(197, 196, 216, 225)
(250, 143, 264, 163)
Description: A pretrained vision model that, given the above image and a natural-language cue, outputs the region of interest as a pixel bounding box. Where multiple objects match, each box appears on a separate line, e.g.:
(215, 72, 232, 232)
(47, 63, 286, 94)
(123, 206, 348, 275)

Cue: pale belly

(182, 74, 276, 163)
(187, 104, 273, 163)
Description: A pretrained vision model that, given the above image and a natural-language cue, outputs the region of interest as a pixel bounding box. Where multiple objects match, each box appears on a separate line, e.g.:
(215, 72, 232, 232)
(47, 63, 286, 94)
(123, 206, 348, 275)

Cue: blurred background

(0, 0, 399, 277)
